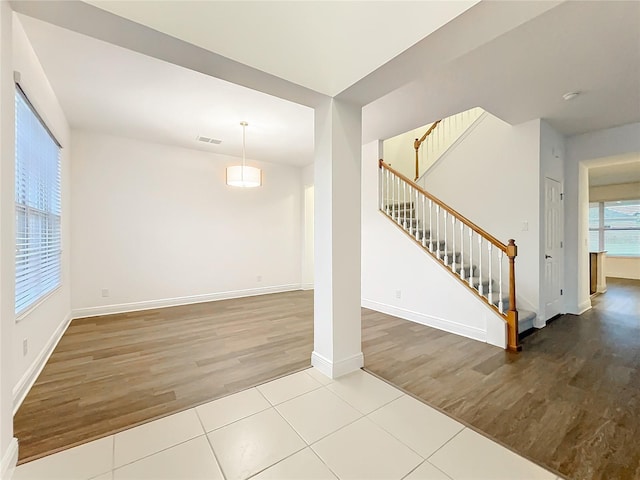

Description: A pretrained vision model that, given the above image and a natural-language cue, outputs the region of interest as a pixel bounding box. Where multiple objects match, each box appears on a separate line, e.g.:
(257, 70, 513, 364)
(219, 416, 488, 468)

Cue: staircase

(379, 160, 536, 351)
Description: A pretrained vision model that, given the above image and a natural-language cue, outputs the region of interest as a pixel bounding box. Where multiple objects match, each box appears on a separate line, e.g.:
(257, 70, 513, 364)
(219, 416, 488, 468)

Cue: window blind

(15, 86, 62, 315)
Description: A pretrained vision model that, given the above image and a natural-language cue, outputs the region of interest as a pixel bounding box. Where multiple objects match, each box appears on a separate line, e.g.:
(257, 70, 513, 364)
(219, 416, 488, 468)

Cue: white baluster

(396, 176, 401, 225)
(459, 222, 465, 279)
(385, 169, 390, 215)
(422, 195, 427, 247)
(451, 216, 456, 272)
(499, 250, 504, 314)
(478, 235, 483, 296)
(435, 205, 440, 258)
(488, 242, 493, 305)
(379, 166, 384, 212)
(468, 229, 473, 287)
(415, 189, 420, 240)
(429, 200, 433, 252)
(403, 182, 407, 228)
(443, 210, 448, 265)
(411, 187, 415, 235)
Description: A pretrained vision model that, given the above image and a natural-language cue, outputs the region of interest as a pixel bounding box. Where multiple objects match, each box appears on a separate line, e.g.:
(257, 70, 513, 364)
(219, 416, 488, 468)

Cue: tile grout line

(400, 459, 429, 480)
(197, 406, 228, 480)
(111, 429, 207, 472)
(256, 371, 324, 407)
(425, 426, 466, 464)
(242, 405, 307, 480)
(425, 459, 454, 479)
(307, 444, 341, 480)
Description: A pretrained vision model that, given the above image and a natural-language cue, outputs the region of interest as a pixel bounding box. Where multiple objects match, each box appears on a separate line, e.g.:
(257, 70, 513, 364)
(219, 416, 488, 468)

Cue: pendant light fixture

(226, 121, 262, 187)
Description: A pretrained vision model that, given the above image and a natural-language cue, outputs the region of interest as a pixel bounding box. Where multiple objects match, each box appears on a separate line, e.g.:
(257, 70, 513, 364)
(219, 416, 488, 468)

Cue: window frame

(589, 199, 640, 258)
(14, 83, 63, 320)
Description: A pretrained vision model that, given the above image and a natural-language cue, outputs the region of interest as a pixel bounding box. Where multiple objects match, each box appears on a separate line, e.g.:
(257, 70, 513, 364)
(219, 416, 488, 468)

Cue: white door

(544, 177, 563, 319)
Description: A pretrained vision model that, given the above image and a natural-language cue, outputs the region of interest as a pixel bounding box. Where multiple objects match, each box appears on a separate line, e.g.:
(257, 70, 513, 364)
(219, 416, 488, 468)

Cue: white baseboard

(300, 283, 314, 291)
(13, 313, 72, 415)
(0, 438, 18, 480)
(72, 284, 303, 319)
(311, 351, 364, 379)
(362, 298, 486, 343)
(567, 299, 592, 315)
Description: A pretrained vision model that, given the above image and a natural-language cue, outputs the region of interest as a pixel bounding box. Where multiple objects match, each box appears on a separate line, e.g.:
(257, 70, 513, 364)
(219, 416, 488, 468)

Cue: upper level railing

(379, 159, 521, 352)
(413, 120, 440, 180)
(413, 107, 484, 182)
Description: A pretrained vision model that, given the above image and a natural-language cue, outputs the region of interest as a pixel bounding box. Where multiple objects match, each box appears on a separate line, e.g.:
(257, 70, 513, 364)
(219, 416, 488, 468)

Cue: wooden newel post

(506, 239, 521, 352)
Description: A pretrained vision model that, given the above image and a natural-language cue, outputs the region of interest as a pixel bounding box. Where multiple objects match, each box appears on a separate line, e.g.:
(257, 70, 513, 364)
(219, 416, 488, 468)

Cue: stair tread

(384, 209, 538, 342)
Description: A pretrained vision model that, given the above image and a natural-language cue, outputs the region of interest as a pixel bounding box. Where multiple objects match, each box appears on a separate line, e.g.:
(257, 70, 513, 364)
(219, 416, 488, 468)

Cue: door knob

(545, 255, 552, 259)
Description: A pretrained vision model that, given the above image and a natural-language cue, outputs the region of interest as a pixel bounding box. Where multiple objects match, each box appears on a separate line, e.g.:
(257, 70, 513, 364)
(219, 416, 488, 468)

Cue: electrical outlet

(256, 275, 262, 282)
(101, 288, 110, 298)
(23, 338, 28, 356)
(522, 221, 529, 231)
(395, 290, 402, 299)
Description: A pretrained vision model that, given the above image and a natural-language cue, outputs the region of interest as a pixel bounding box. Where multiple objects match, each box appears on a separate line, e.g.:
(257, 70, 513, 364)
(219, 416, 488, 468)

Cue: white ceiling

(363, 0, 640, 143)
(588, 153, 640, 187)
(12, 0, 640, 169)
(85, 0, 479, 97)
(18, 15, 315, 166)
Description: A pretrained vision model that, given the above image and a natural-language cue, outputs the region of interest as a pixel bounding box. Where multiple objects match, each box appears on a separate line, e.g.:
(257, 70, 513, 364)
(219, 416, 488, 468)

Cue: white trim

(13, 313, 72, 415)
(416, 112, 488, 184)
(311, 351, 364, 379)
(15, 285, 62, 323)
(0, 438, 18, 480)
(577, 299, 593, 315)
(566, 299, 592, 315)
(362, 298, 487, 343)
(71, 284, 302, 319)
(300, 283, 314, 291)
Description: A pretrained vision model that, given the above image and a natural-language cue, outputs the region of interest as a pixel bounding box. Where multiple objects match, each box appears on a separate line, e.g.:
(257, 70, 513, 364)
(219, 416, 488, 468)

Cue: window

(589, 199, 640, 257)
(15, 85, 62, 316)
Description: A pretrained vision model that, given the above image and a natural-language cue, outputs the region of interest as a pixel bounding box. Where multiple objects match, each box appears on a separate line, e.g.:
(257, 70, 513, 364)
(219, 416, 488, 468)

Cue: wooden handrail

(379, 159, 507, 252)
(379, 158, 520, 352)
(414, 120, 441, 180)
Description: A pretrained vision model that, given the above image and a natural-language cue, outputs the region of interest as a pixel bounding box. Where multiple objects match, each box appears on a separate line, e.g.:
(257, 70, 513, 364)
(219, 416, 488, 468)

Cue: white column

(0, 1, 18, 477)
(312, 98, 363, 379)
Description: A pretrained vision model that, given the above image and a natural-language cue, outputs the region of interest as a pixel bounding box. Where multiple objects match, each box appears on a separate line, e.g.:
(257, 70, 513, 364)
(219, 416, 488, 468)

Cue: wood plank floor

(363, 277, 640, 480)
(14, 290, 314, 464)
(15, 279, 640, 479)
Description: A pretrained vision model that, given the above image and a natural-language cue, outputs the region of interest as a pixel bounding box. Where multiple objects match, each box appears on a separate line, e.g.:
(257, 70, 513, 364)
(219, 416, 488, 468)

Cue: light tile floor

(13, 368, 562, 480)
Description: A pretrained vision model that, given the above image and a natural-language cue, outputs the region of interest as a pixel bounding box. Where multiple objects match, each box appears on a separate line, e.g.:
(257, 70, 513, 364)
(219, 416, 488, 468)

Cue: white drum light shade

(226, 165, 262, 187)
(227, 121, 262, 188)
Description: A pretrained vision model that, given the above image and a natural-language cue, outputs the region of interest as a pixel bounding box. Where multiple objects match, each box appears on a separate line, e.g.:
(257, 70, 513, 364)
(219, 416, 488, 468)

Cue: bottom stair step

(518, 309, 536, 334)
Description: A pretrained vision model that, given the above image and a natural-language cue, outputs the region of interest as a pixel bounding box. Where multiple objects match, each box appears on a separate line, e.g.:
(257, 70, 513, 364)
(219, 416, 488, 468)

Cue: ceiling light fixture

(226, 121, 262, 188)
(562, 91, 580, 101)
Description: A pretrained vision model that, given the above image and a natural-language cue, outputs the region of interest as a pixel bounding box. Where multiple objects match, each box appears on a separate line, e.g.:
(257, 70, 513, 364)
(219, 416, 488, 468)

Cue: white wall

(606, 257, 640, 280)
(565, 122, 640, 313)
(301, 163, 314, 289)
(11, 15, 72, 415)
(71, 131, 303, 316)
(0, 1, 17, 476)
(362, 140, 506, 348)
(420, 113, 541, 314)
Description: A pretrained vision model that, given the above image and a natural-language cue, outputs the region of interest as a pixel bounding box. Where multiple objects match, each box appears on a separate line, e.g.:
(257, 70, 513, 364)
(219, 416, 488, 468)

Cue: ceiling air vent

(196, 135, 222, 145)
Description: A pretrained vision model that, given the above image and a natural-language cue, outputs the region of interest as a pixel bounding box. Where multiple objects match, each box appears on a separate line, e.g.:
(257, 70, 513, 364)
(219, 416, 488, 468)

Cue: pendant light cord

(241, 122, 247, 182)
